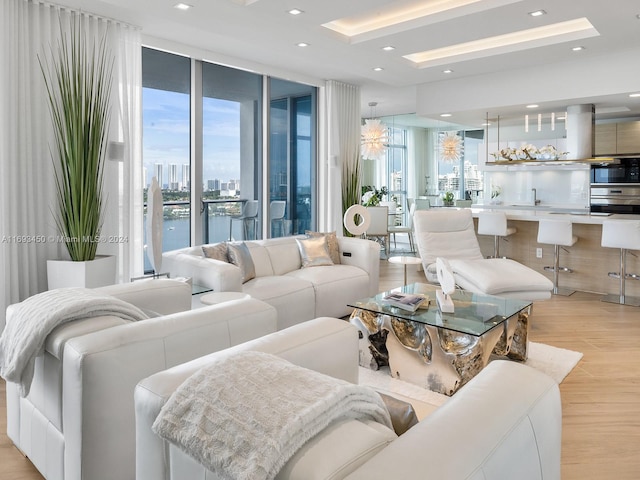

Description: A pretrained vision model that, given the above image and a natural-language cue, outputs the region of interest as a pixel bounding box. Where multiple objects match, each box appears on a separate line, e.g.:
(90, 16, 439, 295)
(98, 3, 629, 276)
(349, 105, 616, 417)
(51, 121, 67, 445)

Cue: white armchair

(4, 279, 277, 480)
(413, 209, 553, 300)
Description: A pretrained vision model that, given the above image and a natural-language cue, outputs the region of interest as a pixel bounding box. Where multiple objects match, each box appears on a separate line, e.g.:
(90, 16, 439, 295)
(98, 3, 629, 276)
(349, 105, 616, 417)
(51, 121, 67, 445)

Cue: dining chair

(414, 198, 431, 210)
(365, 206, 390, 256)
(388, 203, 416, 252)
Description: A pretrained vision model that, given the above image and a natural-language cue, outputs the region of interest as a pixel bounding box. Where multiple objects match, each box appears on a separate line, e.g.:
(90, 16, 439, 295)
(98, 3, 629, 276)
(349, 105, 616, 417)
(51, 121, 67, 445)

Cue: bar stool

(537, 219, 578, 296)
(229, 200, 259, 241)
(477, 211, 516, 258)
(601, 219, 640, 306)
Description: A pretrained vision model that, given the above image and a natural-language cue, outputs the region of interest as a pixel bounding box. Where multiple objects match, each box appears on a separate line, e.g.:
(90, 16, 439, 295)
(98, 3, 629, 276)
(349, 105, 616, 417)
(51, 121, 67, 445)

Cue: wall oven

(590, 158, 640, 214)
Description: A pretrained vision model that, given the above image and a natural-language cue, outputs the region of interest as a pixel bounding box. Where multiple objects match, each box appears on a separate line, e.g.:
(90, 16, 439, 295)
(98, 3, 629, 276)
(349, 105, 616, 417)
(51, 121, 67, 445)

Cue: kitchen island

(469, 207, 640, 297)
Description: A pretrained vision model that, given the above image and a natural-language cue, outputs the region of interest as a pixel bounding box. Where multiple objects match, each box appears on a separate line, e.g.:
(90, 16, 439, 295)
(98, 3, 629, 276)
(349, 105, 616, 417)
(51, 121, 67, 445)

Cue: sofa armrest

(135, 317, 358, 480)
(337, 237, 380, 295)
(345, 361, 561, 480)
(95, 278, 192, 315)
(61, 298, 277, 480)
(162, 250, 242, 292)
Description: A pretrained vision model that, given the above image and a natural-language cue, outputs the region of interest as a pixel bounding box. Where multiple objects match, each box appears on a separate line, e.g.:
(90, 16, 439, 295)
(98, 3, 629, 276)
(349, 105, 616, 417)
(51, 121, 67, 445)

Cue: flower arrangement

(491, 144, 568, 161)
(442, 191, 454, 206)
(361, 185, 388, 207)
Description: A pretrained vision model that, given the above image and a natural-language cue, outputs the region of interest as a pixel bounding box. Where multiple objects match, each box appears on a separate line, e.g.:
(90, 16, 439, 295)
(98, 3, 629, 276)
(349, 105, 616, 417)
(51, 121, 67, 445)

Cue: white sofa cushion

(243, 276, 316, 328)
(287, 265, 370, 318)
(276, 419, 397, 480)
(264, 240, 303, 275)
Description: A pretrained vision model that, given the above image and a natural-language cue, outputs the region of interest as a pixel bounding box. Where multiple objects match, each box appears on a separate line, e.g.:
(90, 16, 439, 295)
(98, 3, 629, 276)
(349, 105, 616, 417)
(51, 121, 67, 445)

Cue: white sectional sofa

(135, 317, 562, 480)
(162, 235, 380, 327)
(4, 278, 278, 480)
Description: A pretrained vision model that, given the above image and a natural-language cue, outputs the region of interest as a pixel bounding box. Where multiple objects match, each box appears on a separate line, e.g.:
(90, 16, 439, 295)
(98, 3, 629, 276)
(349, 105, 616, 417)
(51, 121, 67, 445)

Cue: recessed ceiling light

(382, 46, 395, 51)
(288, 8, 303, 15)
(529, 10, 546, 17)
(440, 113, 452, 117)
(526, 104, 539, 109)
(373, 67, 384, 72)
(636, 14, 640, 19)
(630, 93, 640, 98)
(442, 69, 453, 74)
(174, 3, 192, 10)
(481, 122, 491, 126)
(572, 46, 585, 51)
(296, 42, 309, 47)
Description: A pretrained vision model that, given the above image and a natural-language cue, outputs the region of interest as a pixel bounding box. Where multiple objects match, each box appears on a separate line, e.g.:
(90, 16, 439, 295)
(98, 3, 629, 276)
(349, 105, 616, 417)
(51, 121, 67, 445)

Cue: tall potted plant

(42, 22, 116, 288)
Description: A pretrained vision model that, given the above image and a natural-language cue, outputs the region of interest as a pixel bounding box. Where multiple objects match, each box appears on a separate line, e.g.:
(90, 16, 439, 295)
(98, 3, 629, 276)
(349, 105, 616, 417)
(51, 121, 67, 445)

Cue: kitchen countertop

(469, 206, 640, 225)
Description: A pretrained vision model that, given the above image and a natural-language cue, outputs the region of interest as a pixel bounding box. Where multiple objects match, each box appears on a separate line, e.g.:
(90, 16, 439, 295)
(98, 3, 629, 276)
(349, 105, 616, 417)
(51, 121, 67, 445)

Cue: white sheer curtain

(322, 80, 361, 234)
(0, 0, 142, 325)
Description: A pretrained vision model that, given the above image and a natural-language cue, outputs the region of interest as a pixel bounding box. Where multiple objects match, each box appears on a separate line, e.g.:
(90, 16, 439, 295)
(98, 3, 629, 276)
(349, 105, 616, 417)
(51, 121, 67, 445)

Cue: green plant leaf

(39, 18, 114, 261)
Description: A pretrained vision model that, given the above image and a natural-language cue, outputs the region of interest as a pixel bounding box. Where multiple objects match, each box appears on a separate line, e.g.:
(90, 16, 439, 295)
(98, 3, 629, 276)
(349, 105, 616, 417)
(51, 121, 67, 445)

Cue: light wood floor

(2, 256, 640, 479)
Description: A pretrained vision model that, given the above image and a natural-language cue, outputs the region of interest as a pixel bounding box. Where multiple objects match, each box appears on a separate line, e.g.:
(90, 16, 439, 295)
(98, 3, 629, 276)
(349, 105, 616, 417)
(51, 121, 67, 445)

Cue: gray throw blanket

(0, 287, 148, 396)
(152, 350, 393, 480)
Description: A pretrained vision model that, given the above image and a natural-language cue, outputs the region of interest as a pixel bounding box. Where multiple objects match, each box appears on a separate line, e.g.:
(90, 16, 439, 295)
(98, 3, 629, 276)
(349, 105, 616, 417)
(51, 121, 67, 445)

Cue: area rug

(359, 341, 583, 413)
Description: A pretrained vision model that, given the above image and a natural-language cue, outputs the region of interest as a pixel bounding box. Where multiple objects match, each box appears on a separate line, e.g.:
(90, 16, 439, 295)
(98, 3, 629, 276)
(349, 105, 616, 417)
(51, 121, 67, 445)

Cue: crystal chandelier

(361, 102, 389, 160)
(440, 131, 464, 163)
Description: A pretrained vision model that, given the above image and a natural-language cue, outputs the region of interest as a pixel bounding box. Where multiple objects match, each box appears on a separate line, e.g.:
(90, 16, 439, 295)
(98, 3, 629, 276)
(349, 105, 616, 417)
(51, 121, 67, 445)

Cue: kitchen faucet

(532, 188, 541, 205)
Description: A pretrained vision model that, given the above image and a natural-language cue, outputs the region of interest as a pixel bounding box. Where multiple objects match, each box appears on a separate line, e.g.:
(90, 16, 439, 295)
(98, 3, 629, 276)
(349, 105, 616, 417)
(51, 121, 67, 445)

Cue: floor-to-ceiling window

(142, 48, 191, 272)
(142, 47, 316, 271)
(202, 63, 263, 243)
(269, 79, 316, 237)
(436, 129, 484, 203)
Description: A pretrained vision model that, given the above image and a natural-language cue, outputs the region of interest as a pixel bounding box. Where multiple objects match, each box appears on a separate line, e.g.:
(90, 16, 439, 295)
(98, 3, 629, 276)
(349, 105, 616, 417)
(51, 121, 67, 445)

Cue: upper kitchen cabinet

(616, 121, 640, 154)
(595, 121, 640, 155)
(594, 123, 617, 156)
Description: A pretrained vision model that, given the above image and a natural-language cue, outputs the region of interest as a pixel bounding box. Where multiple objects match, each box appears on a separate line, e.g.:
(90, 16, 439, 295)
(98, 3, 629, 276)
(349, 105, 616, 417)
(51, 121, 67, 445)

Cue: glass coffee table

(348, 283, 532, 396)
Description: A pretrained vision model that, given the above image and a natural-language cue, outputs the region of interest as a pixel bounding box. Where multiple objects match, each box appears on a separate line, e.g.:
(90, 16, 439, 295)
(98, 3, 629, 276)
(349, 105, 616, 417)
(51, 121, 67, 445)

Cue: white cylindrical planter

(566, 104, 594, 159)
(47, 255, 117, 290)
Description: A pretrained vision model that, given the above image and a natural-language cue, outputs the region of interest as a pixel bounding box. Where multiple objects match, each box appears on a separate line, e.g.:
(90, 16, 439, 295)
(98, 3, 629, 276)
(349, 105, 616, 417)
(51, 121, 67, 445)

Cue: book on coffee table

(382, 292, 425, 312)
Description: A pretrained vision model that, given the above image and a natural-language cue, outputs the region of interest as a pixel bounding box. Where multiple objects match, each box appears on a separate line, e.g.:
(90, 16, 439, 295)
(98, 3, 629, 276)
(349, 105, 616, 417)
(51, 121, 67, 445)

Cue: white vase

(47, 255, 117, 290)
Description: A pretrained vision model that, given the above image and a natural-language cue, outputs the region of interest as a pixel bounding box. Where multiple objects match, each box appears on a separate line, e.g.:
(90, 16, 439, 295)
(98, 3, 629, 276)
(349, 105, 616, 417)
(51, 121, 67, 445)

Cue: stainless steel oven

(590, 158, 640, 213)
(590, 186, 640, 214)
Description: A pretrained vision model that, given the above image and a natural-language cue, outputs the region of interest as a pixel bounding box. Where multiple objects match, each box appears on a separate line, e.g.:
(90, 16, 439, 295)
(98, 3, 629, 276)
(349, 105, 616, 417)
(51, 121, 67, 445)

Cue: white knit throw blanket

(0, 288, 148, 396)
(152, 350, 393, 480)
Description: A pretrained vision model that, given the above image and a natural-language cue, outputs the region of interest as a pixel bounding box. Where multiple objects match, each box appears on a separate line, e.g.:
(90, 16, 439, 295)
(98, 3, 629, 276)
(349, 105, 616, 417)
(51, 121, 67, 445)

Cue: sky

(142, 87, 242, 188)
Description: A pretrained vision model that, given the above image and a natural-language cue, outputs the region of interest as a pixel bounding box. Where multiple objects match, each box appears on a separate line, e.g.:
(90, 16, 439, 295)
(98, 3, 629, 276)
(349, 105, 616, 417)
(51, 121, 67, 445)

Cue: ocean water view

(143, 215, 245, 272)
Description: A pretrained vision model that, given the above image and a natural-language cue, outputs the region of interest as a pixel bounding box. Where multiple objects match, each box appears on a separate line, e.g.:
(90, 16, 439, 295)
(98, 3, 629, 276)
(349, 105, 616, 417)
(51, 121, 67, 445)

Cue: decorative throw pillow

(305, 230, 341, 264)
(296, 236, 334, 268)
(202, 243, 229, 262)
(227, 242, 256, 283)
(376, 392, 419, 436)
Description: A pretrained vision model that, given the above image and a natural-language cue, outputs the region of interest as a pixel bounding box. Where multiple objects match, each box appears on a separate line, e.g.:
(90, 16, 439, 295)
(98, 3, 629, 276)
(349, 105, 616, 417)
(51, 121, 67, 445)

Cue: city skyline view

(142, 87, 243, 190)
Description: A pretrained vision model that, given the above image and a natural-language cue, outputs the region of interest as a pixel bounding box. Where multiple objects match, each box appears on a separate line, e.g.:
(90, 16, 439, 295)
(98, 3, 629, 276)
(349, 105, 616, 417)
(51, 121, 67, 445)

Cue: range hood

(565, 104, 594, 160)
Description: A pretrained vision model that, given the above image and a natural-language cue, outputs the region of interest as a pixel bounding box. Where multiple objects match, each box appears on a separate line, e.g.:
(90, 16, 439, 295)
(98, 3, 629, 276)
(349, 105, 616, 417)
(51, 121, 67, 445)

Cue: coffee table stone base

(351, 306, 532, 396)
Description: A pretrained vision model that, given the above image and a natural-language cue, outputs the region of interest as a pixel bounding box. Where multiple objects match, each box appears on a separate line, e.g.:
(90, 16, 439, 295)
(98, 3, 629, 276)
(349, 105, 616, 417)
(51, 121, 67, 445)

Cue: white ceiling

(66, 0, 640, 128)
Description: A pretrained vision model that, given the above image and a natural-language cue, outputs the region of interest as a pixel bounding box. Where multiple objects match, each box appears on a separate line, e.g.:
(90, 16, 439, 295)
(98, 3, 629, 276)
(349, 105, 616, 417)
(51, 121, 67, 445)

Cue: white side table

(200, 291, 250, 306)
(388, 256, 422, 286)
